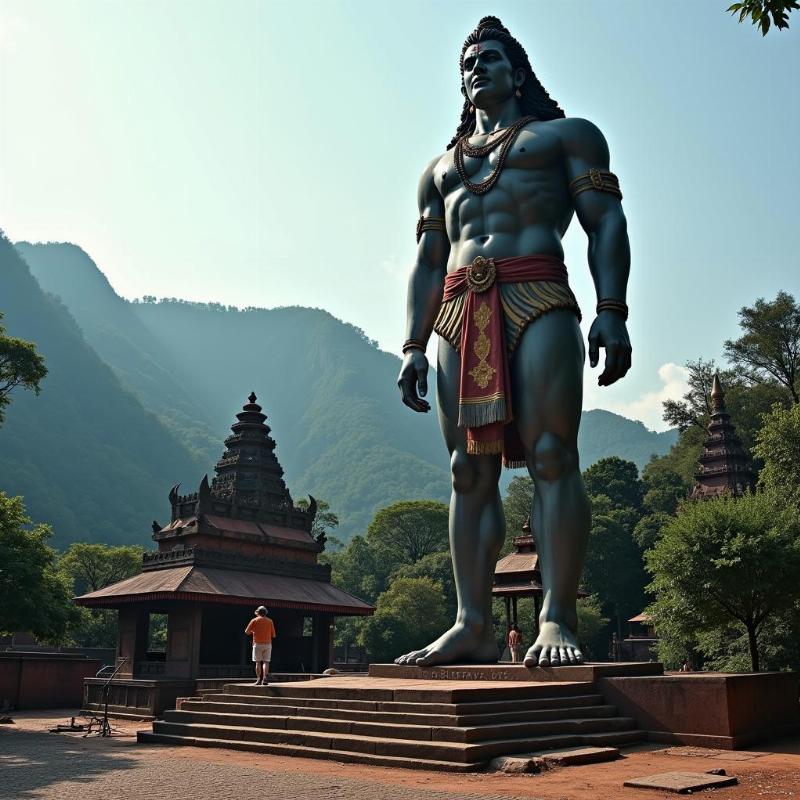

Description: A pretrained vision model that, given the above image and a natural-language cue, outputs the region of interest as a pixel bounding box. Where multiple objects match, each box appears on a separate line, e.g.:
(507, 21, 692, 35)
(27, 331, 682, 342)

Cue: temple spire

(166, 393, 316, 533)
(691, 374, 754, 499)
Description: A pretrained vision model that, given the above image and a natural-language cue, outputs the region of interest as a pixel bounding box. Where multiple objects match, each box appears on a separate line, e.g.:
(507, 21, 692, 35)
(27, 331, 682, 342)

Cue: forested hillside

(0, 234, 204, 548)
(7, 241, 678, 545)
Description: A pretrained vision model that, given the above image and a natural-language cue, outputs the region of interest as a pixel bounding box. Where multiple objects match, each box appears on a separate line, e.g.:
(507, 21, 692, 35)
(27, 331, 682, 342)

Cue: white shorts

(252, 643, 272, 662)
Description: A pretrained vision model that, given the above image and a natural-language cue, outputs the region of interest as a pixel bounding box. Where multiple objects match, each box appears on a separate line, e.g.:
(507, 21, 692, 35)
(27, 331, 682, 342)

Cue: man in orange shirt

(245, 606, 276, 685)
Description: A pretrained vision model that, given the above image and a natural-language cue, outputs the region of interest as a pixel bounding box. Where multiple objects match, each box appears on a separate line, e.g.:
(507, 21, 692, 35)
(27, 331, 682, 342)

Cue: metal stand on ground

(84, 657, 127, 737)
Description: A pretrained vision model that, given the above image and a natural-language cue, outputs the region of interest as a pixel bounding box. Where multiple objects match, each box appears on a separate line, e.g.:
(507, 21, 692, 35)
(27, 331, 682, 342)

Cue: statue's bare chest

(434, 126, 563, 200)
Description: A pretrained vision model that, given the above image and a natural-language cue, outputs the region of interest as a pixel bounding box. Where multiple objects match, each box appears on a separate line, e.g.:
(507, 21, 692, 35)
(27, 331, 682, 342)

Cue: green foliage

(59, 542, 143, 594)
(393, 551, 457, 618)
(358, 577, 449, 663)
(646, 492, 800, 672)
(324, 534, 383, 604)
(728, 0, 799, 35)
(724, 292, 800, 404)
(0, 311, 47, 426)
(365, 500, 449, 569)
(641, 465, 688, 516)
(576, 595, 610, 660)
(0, 492, 75, 641)
(753, 403, 800, 507)
(583, 457, 644, 511)
(58, 542, 143, 647)
(582, 511, 647, 635)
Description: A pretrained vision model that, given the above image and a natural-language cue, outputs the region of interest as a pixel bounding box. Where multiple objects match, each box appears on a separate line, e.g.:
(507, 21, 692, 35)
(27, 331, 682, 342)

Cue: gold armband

(569, 168, 622, 200)
(416, 216, 446, 243)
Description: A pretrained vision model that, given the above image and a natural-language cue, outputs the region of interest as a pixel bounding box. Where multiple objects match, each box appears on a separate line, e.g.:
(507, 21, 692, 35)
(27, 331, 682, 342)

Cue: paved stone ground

(2, 712, 800, 800)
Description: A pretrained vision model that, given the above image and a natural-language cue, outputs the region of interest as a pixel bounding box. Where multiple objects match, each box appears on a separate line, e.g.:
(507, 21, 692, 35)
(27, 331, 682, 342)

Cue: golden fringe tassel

(467, 439, 504, 455)
(503, 458, 528, 470)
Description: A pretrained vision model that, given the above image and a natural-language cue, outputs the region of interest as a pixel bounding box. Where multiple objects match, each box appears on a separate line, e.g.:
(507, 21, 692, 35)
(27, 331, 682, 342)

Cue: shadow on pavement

(0, 727, 139, 799)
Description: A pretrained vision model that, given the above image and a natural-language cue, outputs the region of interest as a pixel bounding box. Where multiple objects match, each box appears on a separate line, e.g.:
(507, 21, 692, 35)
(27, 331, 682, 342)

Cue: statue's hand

(397, 349, 431, 413)
(588, 311, 631, 386)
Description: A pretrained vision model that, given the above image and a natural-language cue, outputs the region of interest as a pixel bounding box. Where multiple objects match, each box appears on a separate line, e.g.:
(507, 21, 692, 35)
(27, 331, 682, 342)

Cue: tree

(296, 498, 339, 542)
(324, 534, 383, 603)
(728, 1, 798, 35)
(0, 492, 74, 640)
(576, 595, 610, 661)
(393, 551, 457, 618)
(724, 292, 800, 404)
(59, 542, 143, 647)
(60, 542, 143, 594)
(646, 492, 800, 672)
(0, 311, 47, 426)
(641, 465, 688, 516)
(583, 457, 643, 512)
(753, 402, 800, 507)
(365, 500, 449, 569)
(358, 577, 449, 663)
(582, 513, 648, 636)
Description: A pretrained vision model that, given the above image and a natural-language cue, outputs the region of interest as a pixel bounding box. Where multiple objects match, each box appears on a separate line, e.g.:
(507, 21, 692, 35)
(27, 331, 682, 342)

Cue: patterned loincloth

(433, 255, 581, 468)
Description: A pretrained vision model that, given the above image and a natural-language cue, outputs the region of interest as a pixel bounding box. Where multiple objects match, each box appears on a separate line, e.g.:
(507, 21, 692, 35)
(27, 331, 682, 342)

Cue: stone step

(220, 679, 595, 704)
(163, 709, 636, 744)
(177, 699, 618, 728)
(197, 690, 605, 717)
(151, 719, 632, 762)
(137, 731, 483, 772)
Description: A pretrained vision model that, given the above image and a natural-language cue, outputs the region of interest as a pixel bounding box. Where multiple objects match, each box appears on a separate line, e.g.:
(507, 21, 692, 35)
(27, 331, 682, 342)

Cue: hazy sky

(1, 1, 798, 431)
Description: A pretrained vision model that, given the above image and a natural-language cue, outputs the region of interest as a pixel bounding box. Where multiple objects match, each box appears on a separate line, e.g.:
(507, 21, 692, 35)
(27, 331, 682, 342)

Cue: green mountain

(0, 234, 205, 549)
(7, 241, 678, 546)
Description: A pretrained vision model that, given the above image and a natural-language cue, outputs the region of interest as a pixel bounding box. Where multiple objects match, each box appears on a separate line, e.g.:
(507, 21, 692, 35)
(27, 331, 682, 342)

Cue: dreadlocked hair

(447, 16, 565, 150)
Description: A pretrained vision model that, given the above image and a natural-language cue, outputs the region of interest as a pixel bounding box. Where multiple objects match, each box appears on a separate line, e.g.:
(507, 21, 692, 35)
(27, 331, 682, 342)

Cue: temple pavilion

(493, 517, 543, 640)
(690, 374, 755, 498)
(77, 393, 373, 717)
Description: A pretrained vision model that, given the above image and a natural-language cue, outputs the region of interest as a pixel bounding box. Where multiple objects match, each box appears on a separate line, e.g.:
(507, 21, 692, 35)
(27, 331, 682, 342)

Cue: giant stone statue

(396, 17, 631, 668)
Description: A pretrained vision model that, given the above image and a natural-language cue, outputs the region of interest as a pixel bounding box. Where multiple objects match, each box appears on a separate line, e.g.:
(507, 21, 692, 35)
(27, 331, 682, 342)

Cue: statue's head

(447, 17, 564, 149)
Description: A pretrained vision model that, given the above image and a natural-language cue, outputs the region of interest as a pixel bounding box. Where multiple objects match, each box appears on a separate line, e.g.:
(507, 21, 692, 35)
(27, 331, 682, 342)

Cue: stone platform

(137, 664, 649, 771)
(136, 663, 800, 769)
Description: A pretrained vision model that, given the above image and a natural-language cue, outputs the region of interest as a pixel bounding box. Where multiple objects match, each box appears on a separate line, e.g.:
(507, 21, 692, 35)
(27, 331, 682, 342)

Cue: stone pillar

(311, 614, 332, 672)
(116, 606, 149, 677)
(164, 605, 202, 678)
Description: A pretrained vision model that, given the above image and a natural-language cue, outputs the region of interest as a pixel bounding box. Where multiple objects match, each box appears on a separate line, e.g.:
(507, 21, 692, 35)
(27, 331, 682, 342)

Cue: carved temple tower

(77, 393, 373, 717)
(690, 374, 755, 499)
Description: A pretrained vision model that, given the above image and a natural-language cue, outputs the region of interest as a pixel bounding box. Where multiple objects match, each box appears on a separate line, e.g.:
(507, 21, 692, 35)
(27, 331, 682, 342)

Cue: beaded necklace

(454, 115, 536, 196)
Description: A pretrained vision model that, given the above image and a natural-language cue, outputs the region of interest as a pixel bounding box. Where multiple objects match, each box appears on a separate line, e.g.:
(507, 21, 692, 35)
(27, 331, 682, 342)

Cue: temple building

(493, 516, 543, 643)
(690, 374, 755, 499)
(77, 393, 373, 717)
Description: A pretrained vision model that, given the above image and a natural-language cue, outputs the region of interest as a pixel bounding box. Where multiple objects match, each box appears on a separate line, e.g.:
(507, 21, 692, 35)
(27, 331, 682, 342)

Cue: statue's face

(462, 40, 517, 108)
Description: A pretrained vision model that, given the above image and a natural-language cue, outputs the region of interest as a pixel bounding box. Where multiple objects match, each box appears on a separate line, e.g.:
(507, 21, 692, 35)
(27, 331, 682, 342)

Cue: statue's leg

(511, 310, 590, 668)
(394, 337, 503, 667)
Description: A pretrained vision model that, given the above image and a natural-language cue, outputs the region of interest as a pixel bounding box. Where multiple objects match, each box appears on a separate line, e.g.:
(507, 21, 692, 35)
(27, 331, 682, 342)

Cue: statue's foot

(523, 621, 583, 668)
(394, 621, 499, 667)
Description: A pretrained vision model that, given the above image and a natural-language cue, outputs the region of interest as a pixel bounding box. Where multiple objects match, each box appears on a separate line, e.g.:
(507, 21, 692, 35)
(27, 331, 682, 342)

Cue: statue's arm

(398, 157, 450, 412)
(562, 118, 632, 386)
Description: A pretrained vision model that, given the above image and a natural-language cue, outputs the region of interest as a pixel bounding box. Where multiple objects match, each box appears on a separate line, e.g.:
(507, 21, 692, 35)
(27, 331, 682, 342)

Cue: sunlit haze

(1, 1, 798, 431)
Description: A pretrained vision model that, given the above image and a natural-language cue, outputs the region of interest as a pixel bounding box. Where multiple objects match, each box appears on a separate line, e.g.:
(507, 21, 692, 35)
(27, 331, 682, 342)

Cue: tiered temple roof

(690, 374, 755, 499)
(77, 393, 372, 615)
(492, 517, 542, 599)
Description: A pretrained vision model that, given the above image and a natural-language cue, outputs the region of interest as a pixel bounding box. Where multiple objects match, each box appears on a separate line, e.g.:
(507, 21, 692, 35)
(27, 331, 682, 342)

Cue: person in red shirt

(244, 606, 276, 685)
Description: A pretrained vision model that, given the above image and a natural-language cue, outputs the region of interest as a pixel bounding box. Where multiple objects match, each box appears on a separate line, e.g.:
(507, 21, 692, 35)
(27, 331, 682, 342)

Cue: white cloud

(597, 362, 690, 432)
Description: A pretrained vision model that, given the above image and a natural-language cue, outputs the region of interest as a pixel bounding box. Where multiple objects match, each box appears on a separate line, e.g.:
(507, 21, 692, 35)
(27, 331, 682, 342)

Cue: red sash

(442, 255, 569, 463)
